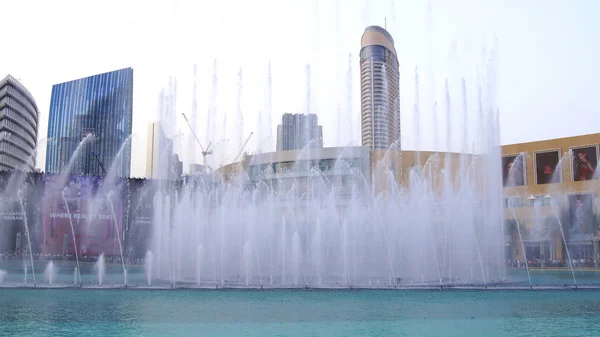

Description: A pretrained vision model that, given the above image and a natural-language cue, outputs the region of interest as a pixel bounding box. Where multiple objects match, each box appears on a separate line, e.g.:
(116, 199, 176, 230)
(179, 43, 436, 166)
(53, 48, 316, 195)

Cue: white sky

(2, 0, 599, 177)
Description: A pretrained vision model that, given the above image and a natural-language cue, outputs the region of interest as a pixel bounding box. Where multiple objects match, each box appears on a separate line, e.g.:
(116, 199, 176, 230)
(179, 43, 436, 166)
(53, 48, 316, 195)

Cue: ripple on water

(0, 289, 600, 336)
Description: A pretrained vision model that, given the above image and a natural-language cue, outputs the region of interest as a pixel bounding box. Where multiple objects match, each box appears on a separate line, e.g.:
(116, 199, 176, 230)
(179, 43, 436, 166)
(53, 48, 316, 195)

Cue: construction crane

(181, 113, 213, 169)
(233, 132, 253, 163)
(219, 132, 254, 167)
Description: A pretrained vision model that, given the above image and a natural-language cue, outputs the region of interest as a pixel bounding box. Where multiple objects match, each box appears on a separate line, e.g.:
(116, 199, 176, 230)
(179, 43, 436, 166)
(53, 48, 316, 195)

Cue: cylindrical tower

(0, 75, 40, 171)
(360, 26, 400, 150)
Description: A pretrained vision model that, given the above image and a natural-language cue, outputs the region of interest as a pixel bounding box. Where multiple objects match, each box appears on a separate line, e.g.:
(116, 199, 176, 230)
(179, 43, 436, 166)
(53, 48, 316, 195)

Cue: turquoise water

(1, 288, 600, 336)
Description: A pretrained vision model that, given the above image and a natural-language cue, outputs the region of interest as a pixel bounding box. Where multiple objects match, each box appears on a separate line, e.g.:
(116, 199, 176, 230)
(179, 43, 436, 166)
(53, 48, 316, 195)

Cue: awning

(520, 233, 552, 243)
(567, 234, 595, 243)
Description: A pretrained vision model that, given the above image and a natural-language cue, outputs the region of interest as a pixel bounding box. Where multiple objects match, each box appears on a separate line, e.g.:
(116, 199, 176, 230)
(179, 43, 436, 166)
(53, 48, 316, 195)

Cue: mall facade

(502, 132, 600, 268)
(215, 132, 600, 268)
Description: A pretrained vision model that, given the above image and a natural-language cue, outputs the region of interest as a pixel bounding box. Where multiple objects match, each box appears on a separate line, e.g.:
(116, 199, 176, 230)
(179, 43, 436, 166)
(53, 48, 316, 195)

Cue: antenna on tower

(384, 17, 387, 30)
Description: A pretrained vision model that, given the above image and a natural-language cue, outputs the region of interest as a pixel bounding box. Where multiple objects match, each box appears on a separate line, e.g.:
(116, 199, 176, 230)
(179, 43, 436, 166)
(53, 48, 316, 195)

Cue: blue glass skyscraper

(45, 68, 133, 177)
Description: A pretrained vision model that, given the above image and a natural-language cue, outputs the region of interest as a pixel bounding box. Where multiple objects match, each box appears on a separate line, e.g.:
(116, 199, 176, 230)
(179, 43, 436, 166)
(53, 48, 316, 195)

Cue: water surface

(1, 288, 600, 336)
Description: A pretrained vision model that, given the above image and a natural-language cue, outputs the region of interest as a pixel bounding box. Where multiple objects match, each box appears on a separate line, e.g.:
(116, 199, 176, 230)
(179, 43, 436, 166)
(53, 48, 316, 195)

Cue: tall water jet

(237, 68, 244, 150)
(265, 60, 273, 152)
(243, 241, 251, 286)
(0, 270, 6, 285)
(292, 232, 300, 286)
(195, 245, 203, 286)
(189, 64, 199, 166)
(57, 134, 93, 188)
(346, 53, 354, 145)
(107, 192, 126, 285)
(414, 67, 421, 167)
(95, 253, 106, 286)
(145, 250, 153, 286)
(44, 261, 56, 286)
(17, 187, 35, 286)
(445, 79, 452, 151)
(281, 214, 286, 285)
(549, 197, 578, 287)
(207, 59, 218, 162)
(509, 206, 532, 288)
(62, 189, 81, 285)
(461, 77, 469, 153)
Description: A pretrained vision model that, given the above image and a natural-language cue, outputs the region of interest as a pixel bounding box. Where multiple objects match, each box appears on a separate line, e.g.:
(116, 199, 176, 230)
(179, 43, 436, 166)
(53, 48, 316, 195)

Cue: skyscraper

(276, 113, 323, 151)
(0, 75, 40, 171)
(146, 121, 174, 179)
(360, 26, 400, 150)
(45, 68, 133, 176)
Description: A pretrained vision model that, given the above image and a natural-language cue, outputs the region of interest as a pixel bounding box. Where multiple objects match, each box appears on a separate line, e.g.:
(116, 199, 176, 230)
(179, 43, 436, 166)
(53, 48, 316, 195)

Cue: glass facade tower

(45, 68, 133, 177)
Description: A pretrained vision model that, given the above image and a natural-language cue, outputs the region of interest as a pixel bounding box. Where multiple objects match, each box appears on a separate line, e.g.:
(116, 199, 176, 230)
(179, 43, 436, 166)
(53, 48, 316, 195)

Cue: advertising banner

(502, 155, 525, 187)
(42, 176, 123, 256)
(535, 150, 561, 184)
(0, 195, 25, 254)
(571, 145, 598, 181)
(568, 193, 595, 235)
(124, 180, 155, 259)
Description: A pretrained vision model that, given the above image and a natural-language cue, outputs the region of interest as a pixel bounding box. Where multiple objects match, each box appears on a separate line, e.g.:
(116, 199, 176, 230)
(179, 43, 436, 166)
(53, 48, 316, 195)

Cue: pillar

(540, 241, 546, 268)
(594, 239, 599, 268)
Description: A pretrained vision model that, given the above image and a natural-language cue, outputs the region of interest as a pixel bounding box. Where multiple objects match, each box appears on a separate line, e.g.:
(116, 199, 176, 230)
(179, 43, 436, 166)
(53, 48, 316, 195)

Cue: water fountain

(144, 121, 504, 290)
(546, 156, 578, 288)
(0, 4, 514, 291)
(17, 187, 35, 287)
(44, 261, 56, 286)
(62, 189, 81, 286)
(107, 192, 126, 286)
(145, 251, 153, 286)
(549, 197, 578, 288)
(95, 253, 106, 286)
(0, 270, 6, 285)
(508, 205, 532, 288)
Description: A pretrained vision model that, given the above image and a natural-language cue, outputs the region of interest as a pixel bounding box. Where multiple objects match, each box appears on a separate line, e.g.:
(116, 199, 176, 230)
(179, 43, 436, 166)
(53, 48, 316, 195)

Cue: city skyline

(2, 0, 599, 177)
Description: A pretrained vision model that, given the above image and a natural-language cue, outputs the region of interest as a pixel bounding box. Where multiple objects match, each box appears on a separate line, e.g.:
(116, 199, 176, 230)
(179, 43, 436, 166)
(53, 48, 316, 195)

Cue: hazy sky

(2, 0, 598, 177)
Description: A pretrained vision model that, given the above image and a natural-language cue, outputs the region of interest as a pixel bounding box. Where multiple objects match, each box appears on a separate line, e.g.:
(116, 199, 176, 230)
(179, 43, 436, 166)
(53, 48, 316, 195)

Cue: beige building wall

(502, 132, 600, 212)
(370, 149, 478, 197)
(502, 133, 600, 262)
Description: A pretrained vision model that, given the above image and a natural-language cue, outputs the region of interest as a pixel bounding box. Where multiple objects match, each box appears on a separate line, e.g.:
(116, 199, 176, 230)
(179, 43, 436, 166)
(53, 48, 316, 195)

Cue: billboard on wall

(124, 180, 155, 258)
(535, 150, 561, 185)
(502, 155, 526, 187)
(568, 193, 595, 235)
(42, 176, 123, 256)
(570, 145, 598, 182)
(0, 195, 25, 254)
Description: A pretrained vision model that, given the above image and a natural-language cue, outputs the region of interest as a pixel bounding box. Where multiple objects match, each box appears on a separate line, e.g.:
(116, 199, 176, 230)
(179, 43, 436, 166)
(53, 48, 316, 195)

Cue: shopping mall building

(501, 132, 600, 267)
(216, 132, 600, 267)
